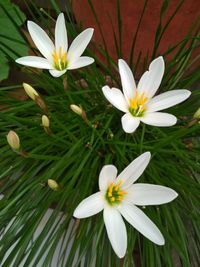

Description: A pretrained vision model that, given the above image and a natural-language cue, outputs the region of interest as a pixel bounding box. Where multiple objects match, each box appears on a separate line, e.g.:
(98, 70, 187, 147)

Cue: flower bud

(193, 108, 200, 119)
(47, 179, 59, 191)
(7, 130, 20, 150)
(23, 83, 39, 100)
(70, 104, 83, 116)
(42, 115, 50, 128)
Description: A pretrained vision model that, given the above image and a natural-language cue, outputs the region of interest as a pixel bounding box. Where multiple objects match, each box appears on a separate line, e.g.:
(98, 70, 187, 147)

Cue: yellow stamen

(111, 197, 115, 202)
(52, 49, 59, 66)
(138, 92, 145, 105)
(62, 52, 67, 63)
(129, 90, 148, 116)
(114, 180, 123, 191)
(52, 47, 67, 70)
(108, 191, 112, 197)
(108, 183, 114, 194)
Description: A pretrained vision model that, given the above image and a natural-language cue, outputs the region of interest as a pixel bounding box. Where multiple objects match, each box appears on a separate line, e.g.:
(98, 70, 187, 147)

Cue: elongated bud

(42, 115, 50, 128)
(47, 179, 59, 191)
(193, 108, 200, 119)
(7, 130, 20, 150)
(23, 83, 48, 113)
(70, 104, 83, 116)
(23, 83, 39, 100)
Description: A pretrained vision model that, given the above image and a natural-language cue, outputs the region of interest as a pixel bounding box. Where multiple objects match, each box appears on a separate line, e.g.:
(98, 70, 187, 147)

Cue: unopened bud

(193, 108, 200, 119)
(42, 115, 50, 128)
(47, 179, 59, 191)
(7, 130, 20, 150)
(23, 83, 39, 100)
(70, 104, 83, 116)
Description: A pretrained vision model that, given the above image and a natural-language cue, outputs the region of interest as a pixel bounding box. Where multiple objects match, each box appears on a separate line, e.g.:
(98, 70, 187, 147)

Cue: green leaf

(0, 0, 28, 80)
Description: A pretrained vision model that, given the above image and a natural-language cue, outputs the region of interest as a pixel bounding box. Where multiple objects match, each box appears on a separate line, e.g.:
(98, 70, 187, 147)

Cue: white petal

(67, 28, 94, 63)
(141, 112, 177, 126)
(127, 183, 178, 205)
(49, 69, 67, 77)
(119, 204, 165, 245)
(55, 13, 68, 53)
(121, 113, 140, 133)
(16, 56, 52, 69)
(147, 90, 191, 112)
(116, 152, 151, 189)
(102, 86, 128, 113)
(138, 56, 165, 99)
(27, 21, 54, 62)
(99, 165, 118, 191)
(73, 192, 104, 218)
(118, 59, 136, 100)
(104, 206, 127, 258)
(67, 56, 94, 70)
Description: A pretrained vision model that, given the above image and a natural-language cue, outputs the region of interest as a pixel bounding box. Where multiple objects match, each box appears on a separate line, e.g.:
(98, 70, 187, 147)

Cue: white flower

(16, 13, 94, 77)
(73, 152, 178, 258)
(102, 57, 191, 133)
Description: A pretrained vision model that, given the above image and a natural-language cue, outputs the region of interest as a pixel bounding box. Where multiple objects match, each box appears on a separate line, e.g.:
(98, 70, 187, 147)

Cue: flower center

(105, 180, 127, 205)
(52, 47, 67, 70)
(129, 90, 148, 117)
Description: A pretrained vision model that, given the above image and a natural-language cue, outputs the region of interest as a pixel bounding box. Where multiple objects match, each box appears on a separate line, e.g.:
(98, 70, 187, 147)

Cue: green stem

(140, 124, 146, 153)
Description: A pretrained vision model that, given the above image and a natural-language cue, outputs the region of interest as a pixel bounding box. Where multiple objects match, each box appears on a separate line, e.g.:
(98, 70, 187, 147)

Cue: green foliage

(0, 0, 28, 81)
(0, 0, 200, 266)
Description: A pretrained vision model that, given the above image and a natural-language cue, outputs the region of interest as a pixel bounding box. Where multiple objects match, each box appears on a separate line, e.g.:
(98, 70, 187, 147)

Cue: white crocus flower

(16, 13, 94, 77)
(102, 57, 191, 133)
(73, 152, 178, 258)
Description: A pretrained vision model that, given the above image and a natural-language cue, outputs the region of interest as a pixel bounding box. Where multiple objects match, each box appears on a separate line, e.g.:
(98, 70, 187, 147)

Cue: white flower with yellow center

(102, 57, 191, 133)
(73, 152, 178, 258)
(16, 13, 94, 77)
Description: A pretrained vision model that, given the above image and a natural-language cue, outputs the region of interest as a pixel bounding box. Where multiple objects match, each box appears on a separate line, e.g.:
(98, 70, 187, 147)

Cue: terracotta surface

(72, 0, 200, 75)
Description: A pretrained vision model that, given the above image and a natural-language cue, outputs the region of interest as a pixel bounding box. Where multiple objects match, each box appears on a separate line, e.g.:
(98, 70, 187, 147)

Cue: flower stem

(140, 124, 146, 153)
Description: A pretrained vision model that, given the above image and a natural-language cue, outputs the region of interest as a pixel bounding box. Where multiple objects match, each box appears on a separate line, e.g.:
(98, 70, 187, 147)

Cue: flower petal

(104, 206, 127, 258)
(127, 183, 178, 205)
(121, 113, 140, 133)
(118, 59, 136, 100)
(16, 56, 52, 69)
(99, 165, 118, 191)
(27, 21, 54, 62)
(119, 204, 165, 245)
(73, 192, 104, 218)
(147, 90, 191, 112)
(55, 13, 68, 53)
(141, 112, 177, 126)
(49, 69, 67, 77)
(67, 56, 94, 70)
(138, 56, 165, 99)
(116, 152, 151, 189)
(102, 86, 128, 113)
(67, 28, 94, 64)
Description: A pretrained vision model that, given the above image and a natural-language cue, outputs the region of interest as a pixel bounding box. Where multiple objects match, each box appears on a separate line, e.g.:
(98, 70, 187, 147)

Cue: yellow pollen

(52, 47, 67, 70)
(129, 90, 148, 115)
(52, 49, 59, 66)
(106, 180, 127, 204)
(114, 180, 123, 191)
